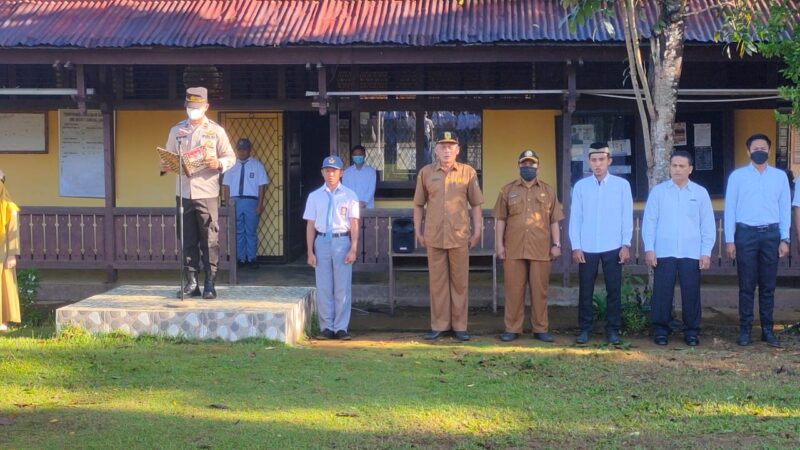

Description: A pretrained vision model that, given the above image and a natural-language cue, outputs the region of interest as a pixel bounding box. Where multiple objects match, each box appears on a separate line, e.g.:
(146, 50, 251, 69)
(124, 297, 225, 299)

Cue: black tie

(238, 161, 246, 196)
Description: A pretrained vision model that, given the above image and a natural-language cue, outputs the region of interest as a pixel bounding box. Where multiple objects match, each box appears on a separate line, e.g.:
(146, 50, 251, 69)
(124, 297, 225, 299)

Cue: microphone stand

(177, 134, 186, 301)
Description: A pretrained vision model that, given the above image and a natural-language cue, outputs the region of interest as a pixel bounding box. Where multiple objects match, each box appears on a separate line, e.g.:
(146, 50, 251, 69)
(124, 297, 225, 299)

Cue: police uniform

(413, 134, 484, 336)
(303, 156, 360, 337)
(164, 87, 235, 298)
(494, 150, 564, 339)
(222, 138, 269, 266)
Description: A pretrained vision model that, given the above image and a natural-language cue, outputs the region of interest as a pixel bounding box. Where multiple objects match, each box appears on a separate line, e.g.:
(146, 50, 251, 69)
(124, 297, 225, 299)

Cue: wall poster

(59, 109, 105, 198)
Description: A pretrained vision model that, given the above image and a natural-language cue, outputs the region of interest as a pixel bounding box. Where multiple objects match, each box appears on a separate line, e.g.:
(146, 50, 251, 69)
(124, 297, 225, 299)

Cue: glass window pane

(359, 111, 417, 181)
(570, 114, 635, 193)
(426, 111, 482, 171)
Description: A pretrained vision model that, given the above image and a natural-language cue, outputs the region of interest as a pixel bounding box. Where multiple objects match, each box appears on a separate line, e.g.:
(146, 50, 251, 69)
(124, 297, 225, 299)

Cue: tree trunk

(647, 0, 688, 189)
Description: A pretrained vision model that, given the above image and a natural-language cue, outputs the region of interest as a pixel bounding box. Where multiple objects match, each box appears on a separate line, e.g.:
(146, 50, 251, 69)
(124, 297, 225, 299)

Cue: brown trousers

(503, 258, 551, 333)
(426, 245, 469, 332)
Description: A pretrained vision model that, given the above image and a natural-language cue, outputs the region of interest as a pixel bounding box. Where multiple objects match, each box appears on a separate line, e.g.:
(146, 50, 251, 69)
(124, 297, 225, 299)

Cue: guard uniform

(494, 151, 564, 336)
(414, 153, 484, 334)
(223, 140, 269, 265)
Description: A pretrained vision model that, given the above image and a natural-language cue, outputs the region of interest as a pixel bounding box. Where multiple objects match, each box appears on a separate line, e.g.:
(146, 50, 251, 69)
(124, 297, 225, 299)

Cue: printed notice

(694, 123, 711, 147)
(695, 146, 713, 171)
(674, 122, 687, 146)
(59, 109, 105, 198)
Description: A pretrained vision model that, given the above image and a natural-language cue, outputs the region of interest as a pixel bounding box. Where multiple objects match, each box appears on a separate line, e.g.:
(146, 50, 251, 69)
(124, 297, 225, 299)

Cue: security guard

(161, 87, 236, 299)
(223, 138, 270, 269)
(413, 132, 484, 342)
(494, 150, 564, 342)
(304, 156, 360, 340)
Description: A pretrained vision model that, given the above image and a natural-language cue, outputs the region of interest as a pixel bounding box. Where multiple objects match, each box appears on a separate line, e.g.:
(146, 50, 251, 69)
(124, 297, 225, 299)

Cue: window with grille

(229, 66, 278, 99)
(182, 65, 224, 100)
(122, 65, 170, 99)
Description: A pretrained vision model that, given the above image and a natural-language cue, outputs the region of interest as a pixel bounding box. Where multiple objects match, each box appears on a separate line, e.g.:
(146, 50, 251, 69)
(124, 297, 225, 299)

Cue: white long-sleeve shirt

(569, 173, 633, 253)
(724, 164, 791, 242)
(642, 180, 716, 259)
(342, 164, 377, 209)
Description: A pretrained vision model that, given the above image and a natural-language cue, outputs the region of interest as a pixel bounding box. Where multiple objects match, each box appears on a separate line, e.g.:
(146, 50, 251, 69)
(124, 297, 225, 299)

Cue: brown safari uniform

(413, 161, 484, 332)
(494, 178, 564, 333)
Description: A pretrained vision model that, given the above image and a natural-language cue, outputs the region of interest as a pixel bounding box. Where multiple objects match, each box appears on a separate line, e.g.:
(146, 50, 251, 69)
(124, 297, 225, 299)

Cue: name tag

(339, 206, 348, 216)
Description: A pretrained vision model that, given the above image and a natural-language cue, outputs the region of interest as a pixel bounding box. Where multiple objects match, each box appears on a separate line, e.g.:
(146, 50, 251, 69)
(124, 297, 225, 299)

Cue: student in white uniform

(342, 145, 377, 210)
(304, 156, 360, 340)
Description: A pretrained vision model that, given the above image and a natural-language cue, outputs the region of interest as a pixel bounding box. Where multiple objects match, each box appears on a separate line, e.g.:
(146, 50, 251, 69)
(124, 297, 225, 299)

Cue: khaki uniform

(1, 207, 20, 324)
(494, 178, 564, 333)
(165, 117, 235, 272)
(413, 162, 484, 332)
(165, 117, 236, 199)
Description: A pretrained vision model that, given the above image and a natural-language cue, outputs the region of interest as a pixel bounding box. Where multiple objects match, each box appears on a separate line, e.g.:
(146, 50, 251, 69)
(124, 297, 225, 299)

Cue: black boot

(203, 271, 217, 300)
(177, 270, 201, 298)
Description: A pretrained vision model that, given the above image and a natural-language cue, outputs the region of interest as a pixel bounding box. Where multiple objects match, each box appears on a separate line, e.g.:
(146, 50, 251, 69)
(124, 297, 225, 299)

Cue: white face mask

(186, 108, 204, 121)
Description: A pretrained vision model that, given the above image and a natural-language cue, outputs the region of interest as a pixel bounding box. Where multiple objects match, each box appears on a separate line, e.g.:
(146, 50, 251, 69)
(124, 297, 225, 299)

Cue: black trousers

(177, 196, 220, 273)
(651, 257, 701, 338)
(578, 248, 622, 333)
(734, 223, 779, 331)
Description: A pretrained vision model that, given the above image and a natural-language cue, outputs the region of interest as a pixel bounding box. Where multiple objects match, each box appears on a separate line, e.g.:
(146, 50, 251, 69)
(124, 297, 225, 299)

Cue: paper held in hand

(157, 146, 209, 176)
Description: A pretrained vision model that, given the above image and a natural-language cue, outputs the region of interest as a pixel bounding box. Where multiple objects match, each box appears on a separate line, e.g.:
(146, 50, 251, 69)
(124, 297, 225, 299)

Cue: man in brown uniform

(161, 87, 236, 299)
(494, 150, 564, 342)
(413, 132, 484, 342)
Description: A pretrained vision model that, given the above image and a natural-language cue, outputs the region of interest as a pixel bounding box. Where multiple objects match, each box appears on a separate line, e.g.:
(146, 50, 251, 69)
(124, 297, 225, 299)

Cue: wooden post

(101, 102, 117, 282)
(560, 61, 577, 288)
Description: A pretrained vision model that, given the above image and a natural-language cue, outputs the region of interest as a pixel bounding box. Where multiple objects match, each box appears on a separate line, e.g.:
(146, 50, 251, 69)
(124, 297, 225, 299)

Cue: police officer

(642, 150, 715, 346)
(494, 150, 564, 342)
(724, 133, 791, 347)
(413, 132, 484, 342)
(223, 138, 270, 269)
(304, 156, 360, 340)
(569, 142, 633, 345)
(161, 87, 236, 299)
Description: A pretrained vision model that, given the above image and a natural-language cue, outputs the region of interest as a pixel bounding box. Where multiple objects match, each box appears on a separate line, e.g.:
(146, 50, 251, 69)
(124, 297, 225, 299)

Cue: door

(219, 112, 285, 262)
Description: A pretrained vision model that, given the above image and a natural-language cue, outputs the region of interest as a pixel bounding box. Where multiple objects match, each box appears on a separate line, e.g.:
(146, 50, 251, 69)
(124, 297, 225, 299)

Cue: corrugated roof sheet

(0, 0, 793, 49)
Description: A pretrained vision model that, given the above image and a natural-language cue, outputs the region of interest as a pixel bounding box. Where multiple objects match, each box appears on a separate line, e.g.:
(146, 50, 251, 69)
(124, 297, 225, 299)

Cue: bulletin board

(0, 113, 47, 153)
(59, 109, 105, 198)
(672, 112, 724, 195)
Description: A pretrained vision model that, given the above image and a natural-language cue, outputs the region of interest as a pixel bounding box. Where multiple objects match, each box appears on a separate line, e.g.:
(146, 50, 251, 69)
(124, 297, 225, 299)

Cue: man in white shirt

(303, 156, 360, 340)
(342, 145, 377, 209)
(222, 138, 269, 269)
(724, 133, 791, 347)
(642, 150, 715, 346)
(569, 142, 633, 345)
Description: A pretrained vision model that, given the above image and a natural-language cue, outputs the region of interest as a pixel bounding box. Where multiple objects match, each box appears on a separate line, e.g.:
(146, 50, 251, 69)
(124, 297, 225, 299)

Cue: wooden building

(0, 0, 798, 283)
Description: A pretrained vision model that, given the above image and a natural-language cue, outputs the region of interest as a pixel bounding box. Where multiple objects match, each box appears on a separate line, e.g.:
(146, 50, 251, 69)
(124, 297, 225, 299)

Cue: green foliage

(16, 268, 43, 326)
(591, 270, 651, 334)
(55, 324, 94, 344)
(560, 0, 616, 37)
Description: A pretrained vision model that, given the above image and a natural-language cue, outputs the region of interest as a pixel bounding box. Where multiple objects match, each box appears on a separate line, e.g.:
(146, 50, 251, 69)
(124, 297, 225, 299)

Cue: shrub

(591, 270, 651, 334)
(16, 268, 44, 326)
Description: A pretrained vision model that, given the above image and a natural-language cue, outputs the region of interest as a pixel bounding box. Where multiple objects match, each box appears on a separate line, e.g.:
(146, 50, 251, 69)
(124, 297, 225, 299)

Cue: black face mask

(520, 166, 537, 181)
(750, 151, 769, 165)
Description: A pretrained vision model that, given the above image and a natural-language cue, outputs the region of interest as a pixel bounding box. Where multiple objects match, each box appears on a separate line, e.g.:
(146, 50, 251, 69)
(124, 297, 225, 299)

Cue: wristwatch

(552, 242, 561, 248)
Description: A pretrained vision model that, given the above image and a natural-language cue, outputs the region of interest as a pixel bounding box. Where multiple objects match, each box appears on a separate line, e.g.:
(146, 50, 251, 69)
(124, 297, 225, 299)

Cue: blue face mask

(520, 166, 537, 181)
(352, 155, 366, 165)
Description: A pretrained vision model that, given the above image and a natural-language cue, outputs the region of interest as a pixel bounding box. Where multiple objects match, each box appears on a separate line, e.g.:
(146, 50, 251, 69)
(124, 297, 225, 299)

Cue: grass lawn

(1, 326, 799, 449)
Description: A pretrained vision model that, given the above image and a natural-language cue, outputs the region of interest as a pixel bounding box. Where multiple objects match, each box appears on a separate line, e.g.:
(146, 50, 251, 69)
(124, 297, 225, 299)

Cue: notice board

(59, 109, 105, 198)
(0, 113, 47, 152)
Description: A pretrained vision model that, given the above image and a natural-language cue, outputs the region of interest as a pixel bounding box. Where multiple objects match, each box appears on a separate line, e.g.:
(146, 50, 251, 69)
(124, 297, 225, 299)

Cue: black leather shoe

(317, 329, 335, 340)
(335, 330, 352, 341)
(202, 271, 217, 299)
(684, 336, 699, 347)
(654, 335, 668, 346)
(533, 332, 554, 342)
(499, 332, 518, 342)
(606, 330, 621, 345)
(737, 330, 751, 346)
(575, 330, 590, 344)
(761, 331, 781, 347)
(177, 270, 201, 298)
(424, 330, 448, 340)
(454, 331, 470, 342)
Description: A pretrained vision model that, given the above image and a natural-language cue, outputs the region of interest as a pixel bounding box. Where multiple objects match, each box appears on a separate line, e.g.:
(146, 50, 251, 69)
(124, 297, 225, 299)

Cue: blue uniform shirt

(642, 180, 716, 259)
(723, 164, 791, 242)
(569, 173, 633, 253)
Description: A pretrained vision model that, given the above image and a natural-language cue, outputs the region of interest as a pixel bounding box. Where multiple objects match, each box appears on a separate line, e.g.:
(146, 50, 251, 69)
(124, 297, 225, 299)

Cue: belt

(316, 231, 350, 238)
(736, 223, 779, 232)
(232, 196, 259, 200)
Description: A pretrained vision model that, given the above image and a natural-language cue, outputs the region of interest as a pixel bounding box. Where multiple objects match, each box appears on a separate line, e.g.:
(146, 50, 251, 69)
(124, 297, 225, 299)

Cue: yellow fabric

(0, 180, 21, 324)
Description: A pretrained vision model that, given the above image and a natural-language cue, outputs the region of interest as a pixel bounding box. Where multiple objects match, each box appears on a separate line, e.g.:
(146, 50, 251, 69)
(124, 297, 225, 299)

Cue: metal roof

(0, 0, 791, 49)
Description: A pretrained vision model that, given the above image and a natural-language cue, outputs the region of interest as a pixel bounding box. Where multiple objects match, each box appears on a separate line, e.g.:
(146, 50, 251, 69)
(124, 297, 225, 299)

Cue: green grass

(1, 326, 799, 449)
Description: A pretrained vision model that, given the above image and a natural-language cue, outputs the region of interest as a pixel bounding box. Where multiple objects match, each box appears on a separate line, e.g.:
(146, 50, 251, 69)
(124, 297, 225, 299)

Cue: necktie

(325, 190, 334, 241)
(238, 160, 247, 196)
